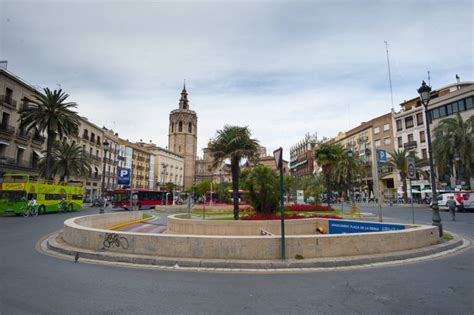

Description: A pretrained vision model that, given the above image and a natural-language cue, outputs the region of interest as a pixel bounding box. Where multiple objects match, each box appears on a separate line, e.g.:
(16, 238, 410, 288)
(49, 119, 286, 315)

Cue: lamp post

(418, 80, 443, 237)
(347, 148, 354, 212)
(454, 152, 463, 189)
(100, 140, 110, 214)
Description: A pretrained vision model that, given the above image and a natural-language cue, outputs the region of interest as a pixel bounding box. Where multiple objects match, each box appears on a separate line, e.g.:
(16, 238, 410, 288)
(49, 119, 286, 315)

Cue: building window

(396, 120, 402, 131)
(171, 123, 174, 133)
(178, 121, 183, 132)
(384, 137, 391, 145)
(16, 147, 24, 163)
(422, 148, 427, 159)
(374, 140, 381, 147)
(188, 122, 192, 133)
(83, 129, 88, 139)
(1, 112, 10, 127)
(398, 136, 402, 148)
(407, 134, 414, 142)
(416, 113, 423, 125)
(420, 131, 426, 143)
(91, 133, 95, 142)
(373, 127, 380, 134)
(405, 116, 414, 129)
(5, 88, 13, 104)
(383, 124, 390, 131)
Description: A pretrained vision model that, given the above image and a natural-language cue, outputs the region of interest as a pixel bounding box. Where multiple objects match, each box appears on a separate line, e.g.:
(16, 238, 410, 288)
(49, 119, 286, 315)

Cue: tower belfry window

(179, 121, 183, 132)
(188, 122, 192, 133)
(171, 123, 174, 132)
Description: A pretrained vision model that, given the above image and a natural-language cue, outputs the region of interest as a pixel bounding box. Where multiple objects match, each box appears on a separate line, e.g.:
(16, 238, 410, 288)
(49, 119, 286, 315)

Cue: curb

(40, 230, 470, 273)
(106, 215, 153, 230)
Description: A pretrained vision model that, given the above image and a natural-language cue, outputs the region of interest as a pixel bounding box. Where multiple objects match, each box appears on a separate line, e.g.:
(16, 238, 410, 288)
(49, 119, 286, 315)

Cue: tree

(314, 143, 345, 206)
(208, 125, 259, 220)
(240, 165, 280, 213)
(19, 88, 80, 179)
(433, 113, 474, 185)
(333, 151, 364, 201)
(39, 141, 91, 181)
(387, 149, 427, 203)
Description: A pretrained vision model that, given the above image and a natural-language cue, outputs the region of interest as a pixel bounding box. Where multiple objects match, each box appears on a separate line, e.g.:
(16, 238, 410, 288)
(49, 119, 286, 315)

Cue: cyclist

(25, 195, 38, 217)
(59, 197, 67, 213)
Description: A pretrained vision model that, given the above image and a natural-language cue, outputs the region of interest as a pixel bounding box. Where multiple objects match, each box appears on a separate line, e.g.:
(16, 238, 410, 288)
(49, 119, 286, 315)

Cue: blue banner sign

(117, 167, 131, 185)
(376, 149, 388, 163)
(328, 220, 405, 234)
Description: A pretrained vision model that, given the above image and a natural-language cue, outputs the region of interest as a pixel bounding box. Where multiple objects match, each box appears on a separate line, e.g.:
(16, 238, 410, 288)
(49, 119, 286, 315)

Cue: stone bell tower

(168, 84, 197, 190)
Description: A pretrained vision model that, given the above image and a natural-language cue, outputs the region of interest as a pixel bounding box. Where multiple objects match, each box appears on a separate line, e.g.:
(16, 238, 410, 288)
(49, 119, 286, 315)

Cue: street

(0, 205, 473, 315)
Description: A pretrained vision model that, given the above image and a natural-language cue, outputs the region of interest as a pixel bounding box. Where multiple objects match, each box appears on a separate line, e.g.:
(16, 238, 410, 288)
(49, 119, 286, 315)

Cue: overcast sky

(1, 0, 472, 160)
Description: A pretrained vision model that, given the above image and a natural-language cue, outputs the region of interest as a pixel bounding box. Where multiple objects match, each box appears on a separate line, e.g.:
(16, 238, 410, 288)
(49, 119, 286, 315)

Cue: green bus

(0, 173, 84, 216)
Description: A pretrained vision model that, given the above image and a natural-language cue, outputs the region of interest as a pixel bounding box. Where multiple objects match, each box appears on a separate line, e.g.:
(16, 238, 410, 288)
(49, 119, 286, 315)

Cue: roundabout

(39, 210, 469, 272)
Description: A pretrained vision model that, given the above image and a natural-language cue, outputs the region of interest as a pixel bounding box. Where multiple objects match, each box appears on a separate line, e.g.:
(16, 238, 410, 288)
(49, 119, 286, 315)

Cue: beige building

(0, 68, 45, 178)
(118, 140, 152, 189)
(393, 80, 474, 191)
(258, 156, 289, 176)
(168, 85, 197, 190)
(333, 112, 397, 201)
(73, 117, 105, 199)
(145, 144, 184, 190)
(196, 148, 232, 184)
(102, 128, 123, 194)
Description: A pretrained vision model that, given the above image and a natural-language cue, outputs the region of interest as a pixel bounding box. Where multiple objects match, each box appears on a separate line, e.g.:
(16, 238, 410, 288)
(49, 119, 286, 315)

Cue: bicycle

(58, 201, 68, 213)
(22, 205, 38, 217)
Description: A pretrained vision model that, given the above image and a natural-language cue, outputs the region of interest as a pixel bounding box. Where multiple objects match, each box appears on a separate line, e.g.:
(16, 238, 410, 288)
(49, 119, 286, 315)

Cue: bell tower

(168, 84, 197, 190)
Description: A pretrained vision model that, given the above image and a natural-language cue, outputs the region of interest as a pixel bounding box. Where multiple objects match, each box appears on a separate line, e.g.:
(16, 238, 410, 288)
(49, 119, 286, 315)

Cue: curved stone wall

(62, 212, 440, 260)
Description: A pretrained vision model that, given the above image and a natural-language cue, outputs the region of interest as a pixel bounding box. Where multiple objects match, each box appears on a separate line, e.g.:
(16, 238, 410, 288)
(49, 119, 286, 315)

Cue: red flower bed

(241, 213, 342, 220)
(285, 204, 333, 212)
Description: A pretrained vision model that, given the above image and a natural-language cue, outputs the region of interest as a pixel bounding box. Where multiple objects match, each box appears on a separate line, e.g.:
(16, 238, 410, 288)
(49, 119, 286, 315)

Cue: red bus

(112, 188, 173, 210)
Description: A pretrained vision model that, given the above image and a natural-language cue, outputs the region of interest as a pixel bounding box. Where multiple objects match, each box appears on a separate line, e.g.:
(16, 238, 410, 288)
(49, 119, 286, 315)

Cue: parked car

(432, 192, 474, 212)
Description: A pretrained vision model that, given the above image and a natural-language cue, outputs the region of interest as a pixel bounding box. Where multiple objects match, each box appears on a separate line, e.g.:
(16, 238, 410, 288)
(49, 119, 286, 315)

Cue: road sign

(406, 157, 416, 180)
(117, 167, 131, 185)
(273, 147, 282, 169)
(376, 149, 388, 163)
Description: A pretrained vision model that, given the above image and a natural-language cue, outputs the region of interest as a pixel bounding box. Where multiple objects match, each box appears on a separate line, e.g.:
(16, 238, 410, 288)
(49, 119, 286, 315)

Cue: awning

(32, 149, 43, 158)
(0, 140, 9, 146)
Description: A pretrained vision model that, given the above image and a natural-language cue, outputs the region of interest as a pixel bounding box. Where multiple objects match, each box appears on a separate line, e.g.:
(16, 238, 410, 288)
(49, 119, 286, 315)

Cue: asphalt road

(0, 206, 473, 315)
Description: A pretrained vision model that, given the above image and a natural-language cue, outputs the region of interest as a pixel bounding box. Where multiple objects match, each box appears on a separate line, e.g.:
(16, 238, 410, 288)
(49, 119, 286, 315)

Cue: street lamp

(454, 152, 463, 189)
(100, 140, 110, 214)
(347, 148, 354, 211)
(417, 80, 443, 236)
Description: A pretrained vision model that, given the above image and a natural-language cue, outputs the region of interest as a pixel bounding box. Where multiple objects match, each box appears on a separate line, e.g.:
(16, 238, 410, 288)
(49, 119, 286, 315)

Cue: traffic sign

(273, 147, 282, 169)
(377, 149, 388, 163)
(406, 157, 416, 180)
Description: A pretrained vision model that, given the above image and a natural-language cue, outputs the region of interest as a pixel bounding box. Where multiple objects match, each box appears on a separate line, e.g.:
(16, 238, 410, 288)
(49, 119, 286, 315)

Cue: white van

(435, 192, 474, 212)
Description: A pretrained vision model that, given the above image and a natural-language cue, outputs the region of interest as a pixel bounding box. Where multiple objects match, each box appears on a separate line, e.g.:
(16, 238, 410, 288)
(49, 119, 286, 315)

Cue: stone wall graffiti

(103, 233, 129, 250)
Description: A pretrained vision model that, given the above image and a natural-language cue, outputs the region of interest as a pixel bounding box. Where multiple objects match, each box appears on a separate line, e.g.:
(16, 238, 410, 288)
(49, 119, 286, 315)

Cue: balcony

(404, 141, 417, 149)
(32, 135, 45, 146)
(16, 130, 31, 142)
(0, 95, 17, 109)
(0, 156, 35, 169)
(0, 123, 15, 136)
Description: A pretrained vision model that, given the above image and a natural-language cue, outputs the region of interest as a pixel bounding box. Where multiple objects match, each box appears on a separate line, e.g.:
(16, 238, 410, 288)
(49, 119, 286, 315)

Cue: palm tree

(433, 113, 474, 185)
(387, 149, 427, 203)
(19, 88, 80, 179)
(314, 143, 344, 206)
(208, 125, 259, 220)
(333, 151, 363, 202)
(39, 141, 91, 181)
(240, 165, 279, 214)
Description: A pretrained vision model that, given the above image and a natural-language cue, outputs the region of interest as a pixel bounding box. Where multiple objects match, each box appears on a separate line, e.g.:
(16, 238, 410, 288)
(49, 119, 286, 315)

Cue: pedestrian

(132, 193, 139, 211)
(446, 196, 456, 221)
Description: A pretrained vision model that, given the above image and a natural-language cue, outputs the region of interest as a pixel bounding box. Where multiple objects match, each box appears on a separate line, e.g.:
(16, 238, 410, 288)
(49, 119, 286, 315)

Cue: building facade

(333, 112, 397, 201)
(0, 68, 45, 179)
(168, 86, 197, 190)
(145, 144, 184, 190)
(102, 128, 123, 194)
(289, 133, 318, 177)
(393, 80, 474, 191)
